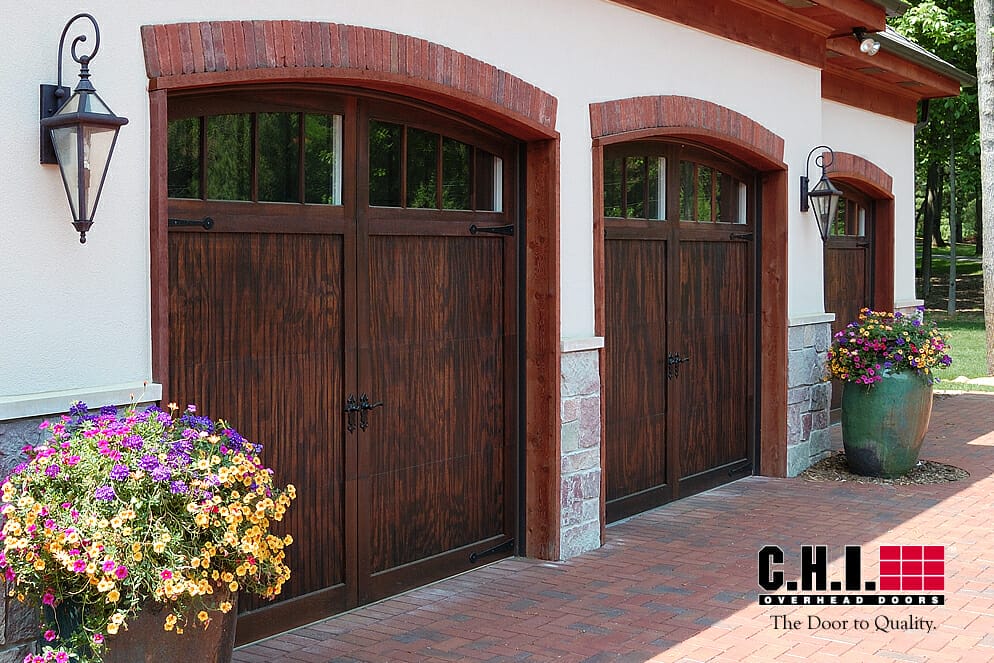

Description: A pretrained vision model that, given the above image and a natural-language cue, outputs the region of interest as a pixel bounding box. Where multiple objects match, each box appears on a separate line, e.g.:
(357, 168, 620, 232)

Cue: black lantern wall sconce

(40, 13, 128, 243)
(800, 145, 843, 242)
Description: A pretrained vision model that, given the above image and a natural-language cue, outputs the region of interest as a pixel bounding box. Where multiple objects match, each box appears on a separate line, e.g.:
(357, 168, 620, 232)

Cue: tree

(892, 2, 979, 263)
(975, 0, 994, 373)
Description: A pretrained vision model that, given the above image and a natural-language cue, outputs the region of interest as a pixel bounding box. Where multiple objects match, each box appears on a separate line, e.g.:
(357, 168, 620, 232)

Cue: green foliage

(890, 2, 979, 230)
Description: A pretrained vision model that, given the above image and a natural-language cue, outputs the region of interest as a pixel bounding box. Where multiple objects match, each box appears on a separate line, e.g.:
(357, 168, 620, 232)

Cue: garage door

(166, 88, 518, 641)
(824, 185, 874, 410)
(603, 142, 756, 522)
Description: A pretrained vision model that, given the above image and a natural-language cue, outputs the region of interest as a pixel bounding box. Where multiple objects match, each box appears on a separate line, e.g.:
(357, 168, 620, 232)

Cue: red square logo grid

(879, 545, 944, 591)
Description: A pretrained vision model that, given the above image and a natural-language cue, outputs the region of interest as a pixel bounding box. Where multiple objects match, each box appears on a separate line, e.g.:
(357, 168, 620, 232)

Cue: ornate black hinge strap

(469, 539, 514, 563)
(168, 216, 214, 230)
(469, 224, 514, 236)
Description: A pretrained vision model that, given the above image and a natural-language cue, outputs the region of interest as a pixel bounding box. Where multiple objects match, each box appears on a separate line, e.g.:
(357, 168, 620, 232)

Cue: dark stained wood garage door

(166, 89, 517, 641)
(603, 142, 756, 522)
(824, 185, 874, 410)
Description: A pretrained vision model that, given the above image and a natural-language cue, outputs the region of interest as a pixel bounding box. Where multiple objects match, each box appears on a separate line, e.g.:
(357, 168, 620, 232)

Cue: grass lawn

(927, 311, 994, 392)
(916, 240, 993, 392)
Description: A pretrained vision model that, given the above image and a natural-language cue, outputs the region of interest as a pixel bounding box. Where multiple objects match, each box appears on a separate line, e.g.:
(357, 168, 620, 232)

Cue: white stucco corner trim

(560, 337, 606, 354)
(788, 313, 836, 327)
(0, 382, 163, 421)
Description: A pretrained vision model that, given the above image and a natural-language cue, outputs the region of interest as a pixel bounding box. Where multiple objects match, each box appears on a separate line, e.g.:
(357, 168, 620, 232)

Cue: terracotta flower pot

(841, 371, 933, 477)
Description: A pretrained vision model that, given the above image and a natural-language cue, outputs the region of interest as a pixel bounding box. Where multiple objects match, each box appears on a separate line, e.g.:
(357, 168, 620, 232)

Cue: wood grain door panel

(676, 238, 753, 492)
(168, 231, 350, 638)
(604, 236, 672, 521)
(825, 242, 871, 410)
(360, 232, 512, 599)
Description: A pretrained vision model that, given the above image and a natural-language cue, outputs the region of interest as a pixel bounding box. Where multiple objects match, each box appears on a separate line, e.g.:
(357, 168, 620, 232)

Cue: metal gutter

(865, 0, 909, 17)
(877, 27, 977, 86)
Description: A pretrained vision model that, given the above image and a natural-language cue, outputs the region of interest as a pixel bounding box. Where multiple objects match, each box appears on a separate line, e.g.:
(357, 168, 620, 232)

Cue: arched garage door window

(601, 140, 757, 522)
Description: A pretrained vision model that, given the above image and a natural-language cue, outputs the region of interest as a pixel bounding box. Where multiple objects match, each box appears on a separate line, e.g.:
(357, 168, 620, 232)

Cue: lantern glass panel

(81, 124, 117, 221)
(50, 125, 80, 219)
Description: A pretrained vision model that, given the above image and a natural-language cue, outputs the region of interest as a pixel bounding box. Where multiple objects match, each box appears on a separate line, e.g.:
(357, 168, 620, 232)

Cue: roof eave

(876, 30, 977, 87)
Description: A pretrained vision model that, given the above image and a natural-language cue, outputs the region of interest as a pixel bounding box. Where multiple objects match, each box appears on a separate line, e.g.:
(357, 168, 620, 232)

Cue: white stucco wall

(821, 100, 919, 310)
(1, 0, 910, 408)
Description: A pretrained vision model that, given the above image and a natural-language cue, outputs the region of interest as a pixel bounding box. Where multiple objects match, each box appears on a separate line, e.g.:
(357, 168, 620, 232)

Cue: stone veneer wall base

(559, 340, 604, 559)
(786, 319, 834, 477)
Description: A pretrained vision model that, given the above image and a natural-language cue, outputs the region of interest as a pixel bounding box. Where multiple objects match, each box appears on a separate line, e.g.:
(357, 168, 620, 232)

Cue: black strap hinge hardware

(469, 538, 514, 563)
(169, 216, 214, 230)
(469, 224, 514, 236)
(730, 232, 753, 241)
(728, 460, 752, 477)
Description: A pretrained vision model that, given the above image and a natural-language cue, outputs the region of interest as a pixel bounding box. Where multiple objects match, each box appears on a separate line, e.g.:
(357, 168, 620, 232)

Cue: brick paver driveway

(235, 392, 994, 662)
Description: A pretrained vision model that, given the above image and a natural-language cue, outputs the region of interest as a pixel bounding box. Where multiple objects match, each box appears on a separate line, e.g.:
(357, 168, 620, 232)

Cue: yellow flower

(219, 601, 232, 613)
(107, 623, 119, 635)
(111, 613, 126, 625)
(228, 581, 239, 592)
(106, 589, 121, 603)
(33, 559, 45, 571)
(197, 611, 209, 623)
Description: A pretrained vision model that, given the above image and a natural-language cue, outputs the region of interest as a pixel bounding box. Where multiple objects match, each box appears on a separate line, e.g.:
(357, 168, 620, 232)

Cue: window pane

(679, 161, 695, 220)
(407, 128, 439, 208)
(258, 113, 300, 203)
(304, 114, 342, 205)
(369, 120, 402, 207)
(697, 166, 713, 222)
(206, 114, 251, 201)
(442, 137, 471, 210)
(603, 158, 623, 218)
(625, 156, 645, 218)
(474, 150, 502, 212)
(832, 199, 847, 236)
(647, 157, 665, 220)
(167, 117, 200, 198)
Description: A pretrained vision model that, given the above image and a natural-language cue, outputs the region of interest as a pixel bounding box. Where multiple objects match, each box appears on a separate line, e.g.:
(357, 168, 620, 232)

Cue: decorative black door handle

(344, 395, 359, 433)
(358, 393, 384, 431)
(666, 353, 691, 379)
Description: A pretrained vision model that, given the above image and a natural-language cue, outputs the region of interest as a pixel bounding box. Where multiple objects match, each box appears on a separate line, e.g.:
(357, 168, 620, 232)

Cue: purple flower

(138, 455, 160, 472)
(169, 480, 188, 495)
(44, 465, 61, 478)
(72, 559, 86, 573)
(68, 402, 89, 418)
(151, 466, 172, 482)
(121, 435, 144, 450)
(94, 485, 116, 501)
(109, 464, 131, 481)
(99, 405, 118, 417)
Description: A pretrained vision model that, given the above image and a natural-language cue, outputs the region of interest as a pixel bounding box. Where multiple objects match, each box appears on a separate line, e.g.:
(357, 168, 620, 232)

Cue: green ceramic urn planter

(841, 371, 934, 478)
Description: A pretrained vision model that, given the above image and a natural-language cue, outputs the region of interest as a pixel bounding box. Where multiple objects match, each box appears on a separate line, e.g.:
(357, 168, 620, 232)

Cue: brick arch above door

(140, 20, 558, 140)
(589, 95, 784, 169)
(142, 20, 564, 560)
(589, 95, 789, 477)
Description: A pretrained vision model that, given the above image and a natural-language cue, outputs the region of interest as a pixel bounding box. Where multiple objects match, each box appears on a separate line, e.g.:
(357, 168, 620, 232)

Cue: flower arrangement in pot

(827, 307, 952, 477)
(0, 402, 295, 663)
